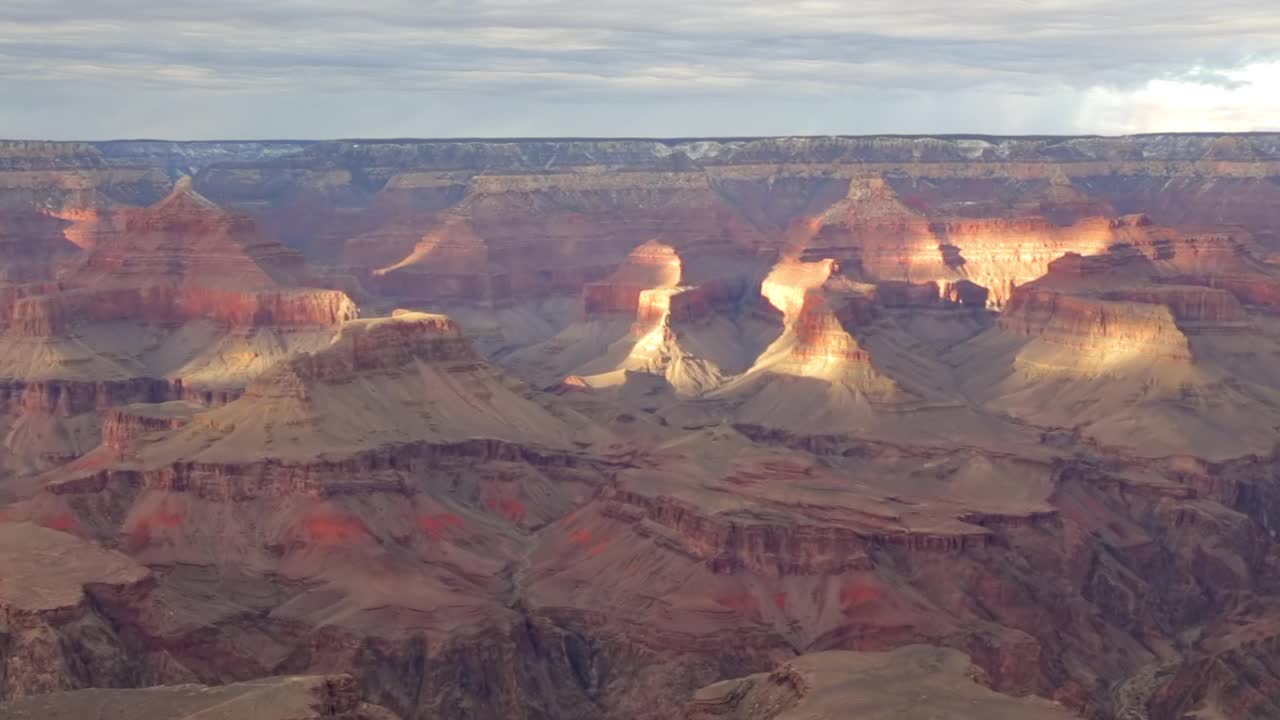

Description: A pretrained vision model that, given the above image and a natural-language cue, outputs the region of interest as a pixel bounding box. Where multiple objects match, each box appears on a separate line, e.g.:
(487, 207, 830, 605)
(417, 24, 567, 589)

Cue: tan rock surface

(0, 675, 399, 720)
(685, 646, 1080, 720)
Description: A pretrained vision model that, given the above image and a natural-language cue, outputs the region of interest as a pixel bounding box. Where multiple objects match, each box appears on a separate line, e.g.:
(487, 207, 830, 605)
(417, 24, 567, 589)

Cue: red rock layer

(101, 403, 201, 451)
(0, 378, 180, 417)
(0, 524, 152, 699)
(999, 287, 1192, 361)
(931, 217, 1119, 307)
(0, 674, 400, 720)
(791, 293, 873, 364)
(5, 286, 357, 337)
(42, 206, 124, 250)
(800, 179, 943, 280)
(1163, 274, 1280, 311)
(243, 312, 474, 398)
(70, 178, 308, 290)
(605, 487, 987, 573)
(1098, 286, 1247, 324)
(1014, 232, 1265, 325)
(668, 280, 741, 323)
(370, 173, 766, 306)
(874, 279, 989, 309)
(582, 240, 684, 317)
(0, 211, 83, 283)
(796, 182, 1128, 308)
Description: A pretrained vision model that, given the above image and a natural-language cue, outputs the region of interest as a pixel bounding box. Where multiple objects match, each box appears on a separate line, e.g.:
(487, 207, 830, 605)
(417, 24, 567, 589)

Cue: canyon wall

(5, 135, 1280, 310)
(5, 134, 1280, 720)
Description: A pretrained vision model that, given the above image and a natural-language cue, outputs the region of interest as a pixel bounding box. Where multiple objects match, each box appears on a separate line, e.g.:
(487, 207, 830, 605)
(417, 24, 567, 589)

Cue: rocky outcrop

(0, 178, 360, 478)
(796, 179, 943, 281)
(581, 240, 683, 317)
(68, 177, 309, 289)
(365, 169, 766, 306)
(8, 134, 1280, 720)
(795, 191, 1160, 309)
(874, 279, 989, 309)
(0, 381, 225, 479)
(600, 485, 990, 573)
(0, 212, 83, 284)
(23, 311, 607, 474)
(0, 523, 152, 699)
(998, 287, 1193, 361)
(1163, 273, 1280, 311)
(683, 646, 1080, 720)
(5, 285, 357, 336)
(0, 176, 357, 334)
(1098, 286, 1247, 324)
(246, 312, 474, 391)
(932, 216, 1118, 307)
(7, 135, 1280, 267)
(101, 402, 202, 450)
(0, 674, 401, 720)
(1148, 635, 1280, 720)
(789, 291, 875, 366)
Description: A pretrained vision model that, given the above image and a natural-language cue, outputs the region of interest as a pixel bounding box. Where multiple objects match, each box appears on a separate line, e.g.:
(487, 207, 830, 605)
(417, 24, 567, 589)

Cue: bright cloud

(1079, 62, 1280, 133)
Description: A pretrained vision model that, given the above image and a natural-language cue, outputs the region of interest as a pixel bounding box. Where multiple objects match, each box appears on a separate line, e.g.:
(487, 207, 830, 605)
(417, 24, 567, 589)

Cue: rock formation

(0, 211, 82, 284)
(68, 176, 307, 289)
(952, 227, 1280, 459)
(0, 675, 400, 720)
(0, 523, 151, 698)
(684, 646, 1080, 720)
(0, 177, 358, 483)
(503, 241, 775, 395)
(4, 134, 1280, 720)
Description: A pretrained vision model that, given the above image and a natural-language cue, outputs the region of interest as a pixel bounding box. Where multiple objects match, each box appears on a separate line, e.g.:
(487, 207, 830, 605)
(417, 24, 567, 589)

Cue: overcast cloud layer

(0, 0, 1277, 139)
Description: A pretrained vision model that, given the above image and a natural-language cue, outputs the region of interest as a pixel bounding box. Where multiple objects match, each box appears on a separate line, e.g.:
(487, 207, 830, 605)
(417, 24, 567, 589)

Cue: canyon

(2, 134, 1280, 719)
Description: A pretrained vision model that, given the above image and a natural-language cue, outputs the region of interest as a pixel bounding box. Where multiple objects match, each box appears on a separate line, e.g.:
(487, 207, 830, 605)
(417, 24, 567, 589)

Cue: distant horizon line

(4, 130, 1280, 145)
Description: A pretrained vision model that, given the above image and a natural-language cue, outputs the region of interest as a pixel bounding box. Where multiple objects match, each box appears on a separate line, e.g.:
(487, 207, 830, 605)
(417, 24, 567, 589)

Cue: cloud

(1078, 61, 1280, 133)
(0, 0, 1276, 138)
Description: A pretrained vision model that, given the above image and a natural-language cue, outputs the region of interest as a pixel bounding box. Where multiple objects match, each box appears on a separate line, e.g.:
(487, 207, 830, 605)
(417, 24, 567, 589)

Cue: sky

(0, 0, 1278, 140)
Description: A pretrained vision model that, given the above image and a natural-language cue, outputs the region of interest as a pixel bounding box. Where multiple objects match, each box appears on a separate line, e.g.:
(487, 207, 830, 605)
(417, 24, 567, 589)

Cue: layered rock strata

(0, 675, 400, 720)
(684, 646, 1080, 720)
(0, 523, 151, 698)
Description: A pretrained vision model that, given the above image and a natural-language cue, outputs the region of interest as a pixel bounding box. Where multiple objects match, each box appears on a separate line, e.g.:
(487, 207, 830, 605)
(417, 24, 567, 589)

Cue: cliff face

(0, 675, 401, 720)
(5, 286, 357, 336)
(0, 310, 626, 716)
(926, 214, 1280, 460)
(580, 240, 684, 317)
(101, 402, 202, 451)
(6, 134, 1280, 720)
(245, 311, 476, 390)
(68, 177, 308, 289)
(998, 287, 1193, 362)
(79, 311, 606, 467)
(684, 646, 1080, 720)
(366, 173, 765, 307)
(8, 135, 1278, 309)
(0, 177, 359, 481)
(7, 406, 1276, 720)
(0, 523, 151, 699)
(0, 212, 82, 284)
(0, 176, 359, 337)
